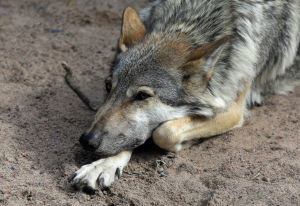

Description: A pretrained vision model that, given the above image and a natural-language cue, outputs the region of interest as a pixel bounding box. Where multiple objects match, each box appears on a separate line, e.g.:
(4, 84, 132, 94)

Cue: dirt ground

(0, 0, 299, 205)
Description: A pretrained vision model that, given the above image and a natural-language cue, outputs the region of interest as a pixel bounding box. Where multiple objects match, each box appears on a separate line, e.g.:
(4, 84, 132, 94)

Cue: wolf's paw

(69, 158, 123, 193)
(68, 150, 132, 194)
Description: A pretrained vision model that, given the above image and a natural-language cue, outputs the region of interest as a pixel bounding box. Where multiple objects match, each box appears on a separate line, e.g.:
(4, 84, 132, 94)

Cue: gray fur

(139, 0, 300, 110)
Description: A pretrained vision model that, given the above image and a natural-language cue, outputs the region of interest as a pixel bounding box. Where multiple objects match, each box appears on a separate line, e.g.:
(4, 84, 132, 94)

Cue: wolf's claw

(99, 177, 104, 187)
(116, 168, 121, 179)
(68, 173, 77, 182)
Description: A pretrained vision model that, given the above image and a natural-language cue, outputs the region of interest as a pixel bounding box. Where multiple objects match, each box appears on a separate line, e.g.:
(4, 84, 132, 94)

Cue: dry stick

(61, 61, 98, 111)
(251, 168, 262, 180)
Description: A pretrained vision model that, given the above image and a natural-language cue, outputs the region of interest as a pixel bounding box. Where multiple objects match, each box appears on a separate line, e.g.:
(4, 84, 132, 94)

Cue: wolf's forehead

(116, 47, 156, 71)
(113, 52, 158, 82)
(114, 36, 189, 75)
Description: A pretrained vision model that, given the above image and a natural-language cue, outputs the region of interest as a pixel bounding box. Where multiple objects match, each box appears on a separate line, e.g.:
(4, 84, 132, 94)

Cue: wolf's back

(139, 0, 300, 108)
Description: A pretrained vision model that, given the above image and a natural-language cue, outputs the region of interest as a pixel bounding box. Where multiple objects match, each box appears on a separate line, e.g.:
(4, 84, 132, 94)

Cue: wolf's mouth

(81, 137, 143, 158)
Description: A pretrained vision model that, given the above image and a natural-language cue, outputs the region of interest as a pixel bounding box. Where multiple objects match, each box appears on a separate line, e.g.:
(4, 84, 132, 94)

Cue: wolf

(69, 0, 300, 192)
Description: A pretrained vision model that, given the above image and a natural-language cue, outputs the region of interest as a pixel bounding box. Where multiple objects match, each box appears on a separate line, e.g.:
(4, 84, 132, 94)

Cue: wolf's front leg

(69, 150, 132, 191)
(153, 82, 250, 152)
(152, 110, 243, 152)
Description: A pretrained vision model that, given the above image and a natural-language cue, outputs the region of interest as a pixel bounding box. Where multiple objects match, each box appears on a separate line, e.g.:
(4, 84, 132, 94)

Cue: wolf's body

(69, 0, 300, 191)
(142, 0, 300, 113)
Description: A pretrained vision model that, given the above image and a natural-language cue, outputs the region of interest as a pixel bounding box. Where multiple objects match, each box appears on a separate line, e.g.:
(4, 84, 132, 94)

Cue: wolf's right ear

(119, 7, 147, 52)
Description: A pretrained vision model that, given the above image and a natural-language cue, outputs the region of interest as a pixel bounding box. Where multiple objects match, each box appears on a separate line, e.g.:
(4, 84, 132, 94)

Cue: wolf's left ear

(188, 36, 231, 62)
(182, 36, 231, 93)
(119, 7, 147, 52)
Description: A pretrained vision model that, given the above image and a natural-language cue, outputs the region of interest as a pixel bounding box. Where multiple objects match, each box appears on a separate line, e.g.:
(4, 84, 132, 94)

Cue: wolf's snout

(79, 132, 101, 152)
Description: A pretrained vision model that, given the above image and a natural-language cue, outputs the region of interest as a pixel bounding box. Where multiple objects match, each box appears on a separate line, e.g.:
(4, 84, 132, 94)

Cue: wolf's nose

(79, 132, 101, 152)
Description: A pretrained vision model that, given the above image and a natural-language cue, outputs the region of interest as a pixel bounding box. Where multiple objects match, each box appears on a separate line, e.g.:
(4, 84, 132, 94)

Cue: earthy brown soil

(0, 0, 299, 205)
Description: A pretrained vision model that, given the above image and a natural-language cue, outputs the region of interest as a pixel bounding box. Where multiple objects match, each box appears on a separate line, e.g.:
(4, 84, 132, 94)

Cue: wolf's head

(79, 7, 231, 156)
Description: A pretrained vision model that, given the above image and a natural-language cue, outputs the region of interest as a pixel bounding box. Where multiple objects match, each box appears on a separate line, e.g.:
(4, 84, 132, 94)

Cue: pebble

(158, 168, 164, 174)
(203, 169, 207, 172)
(266, 133, 271, 138)
(50, 29, 61, 34)
(167, 154, 176, 158)
(40, 171, 45, 174)
(160, 173, 168, 178)
(137, 157, 141, 163)
(12, 166, 16, 170)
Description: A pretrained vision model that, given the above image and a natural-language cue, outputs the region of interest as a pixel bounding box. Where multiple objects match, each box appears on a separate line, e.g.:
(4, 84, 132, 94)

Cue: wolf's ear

(182, 36, 231, 93)
(188, 36, 231, 62)
(119, 7, 147, 52)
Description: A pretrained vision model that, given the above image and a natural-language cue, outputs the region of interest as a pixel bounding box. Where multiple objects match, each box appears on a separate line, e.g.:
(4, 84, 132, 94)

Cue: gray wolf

(69, 0, 300, 192)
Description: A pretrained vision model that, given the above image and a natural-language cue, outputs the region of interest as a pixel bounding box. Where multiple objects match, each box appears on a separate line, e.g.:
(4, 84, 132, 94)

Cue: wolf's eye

(136, 92, 151, 100)
(106, 83, 111, 93)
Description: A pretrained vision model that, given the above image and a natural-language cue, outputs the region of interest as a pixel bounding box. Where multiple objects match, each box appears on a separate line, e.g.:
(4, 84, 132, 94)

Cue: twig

(61, 61, 97, 111)
(251, 168, 262, 180)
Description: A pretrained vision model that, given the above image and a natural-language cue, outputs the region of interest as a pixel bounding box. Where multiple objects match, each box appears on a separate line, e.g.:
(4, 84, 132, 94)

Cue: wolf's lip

(81, 145, 98, 153)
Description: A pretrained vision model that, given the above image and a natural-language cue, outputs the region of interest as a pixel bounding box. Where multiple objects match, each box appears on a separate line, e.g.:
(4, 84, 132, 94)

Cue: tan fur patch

(129, 34, 191, 69)
(153, 80, 250, 152)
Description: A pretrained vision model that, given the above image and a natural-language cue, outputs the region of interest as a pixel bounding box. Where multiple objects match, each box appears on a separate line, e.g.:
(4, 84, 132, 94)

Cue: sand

(0, 0, 299, 205)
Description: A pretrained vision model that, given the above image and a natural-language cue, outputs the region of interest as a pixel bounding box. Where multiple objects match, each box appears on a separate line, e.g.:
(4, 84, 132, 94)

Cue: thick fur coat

(138, 0, 300, 114)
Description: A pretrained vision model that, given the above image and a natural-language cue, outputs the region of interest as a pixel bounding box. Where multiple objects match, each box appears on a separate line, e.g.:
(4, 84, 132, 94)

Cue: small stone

(47, 83, 52, 87)
(203, 169, 207, 172)
(12, 166, 16, 170)
(50, 29, 61, 33)
(167, 153, 176, 158)
(40, 171, 45, 174)
(137, 157, 141, 163)
(262, 177, 268, 182)
(158, 168, 164, 174)
(266, 133, 271, 138)
(160, 173, 168, 178)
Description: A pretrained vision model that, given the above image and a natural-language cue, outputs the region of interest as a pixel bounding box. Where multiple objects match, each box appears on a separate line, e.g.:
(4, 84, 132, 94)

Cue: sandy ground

(0, 0, 299, 205)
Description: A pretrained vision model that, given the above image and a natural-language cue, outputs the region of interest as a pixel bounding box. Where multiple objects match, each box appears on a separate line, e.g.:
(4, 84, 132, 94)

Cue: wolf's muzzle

(79, 132, 101, 152)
